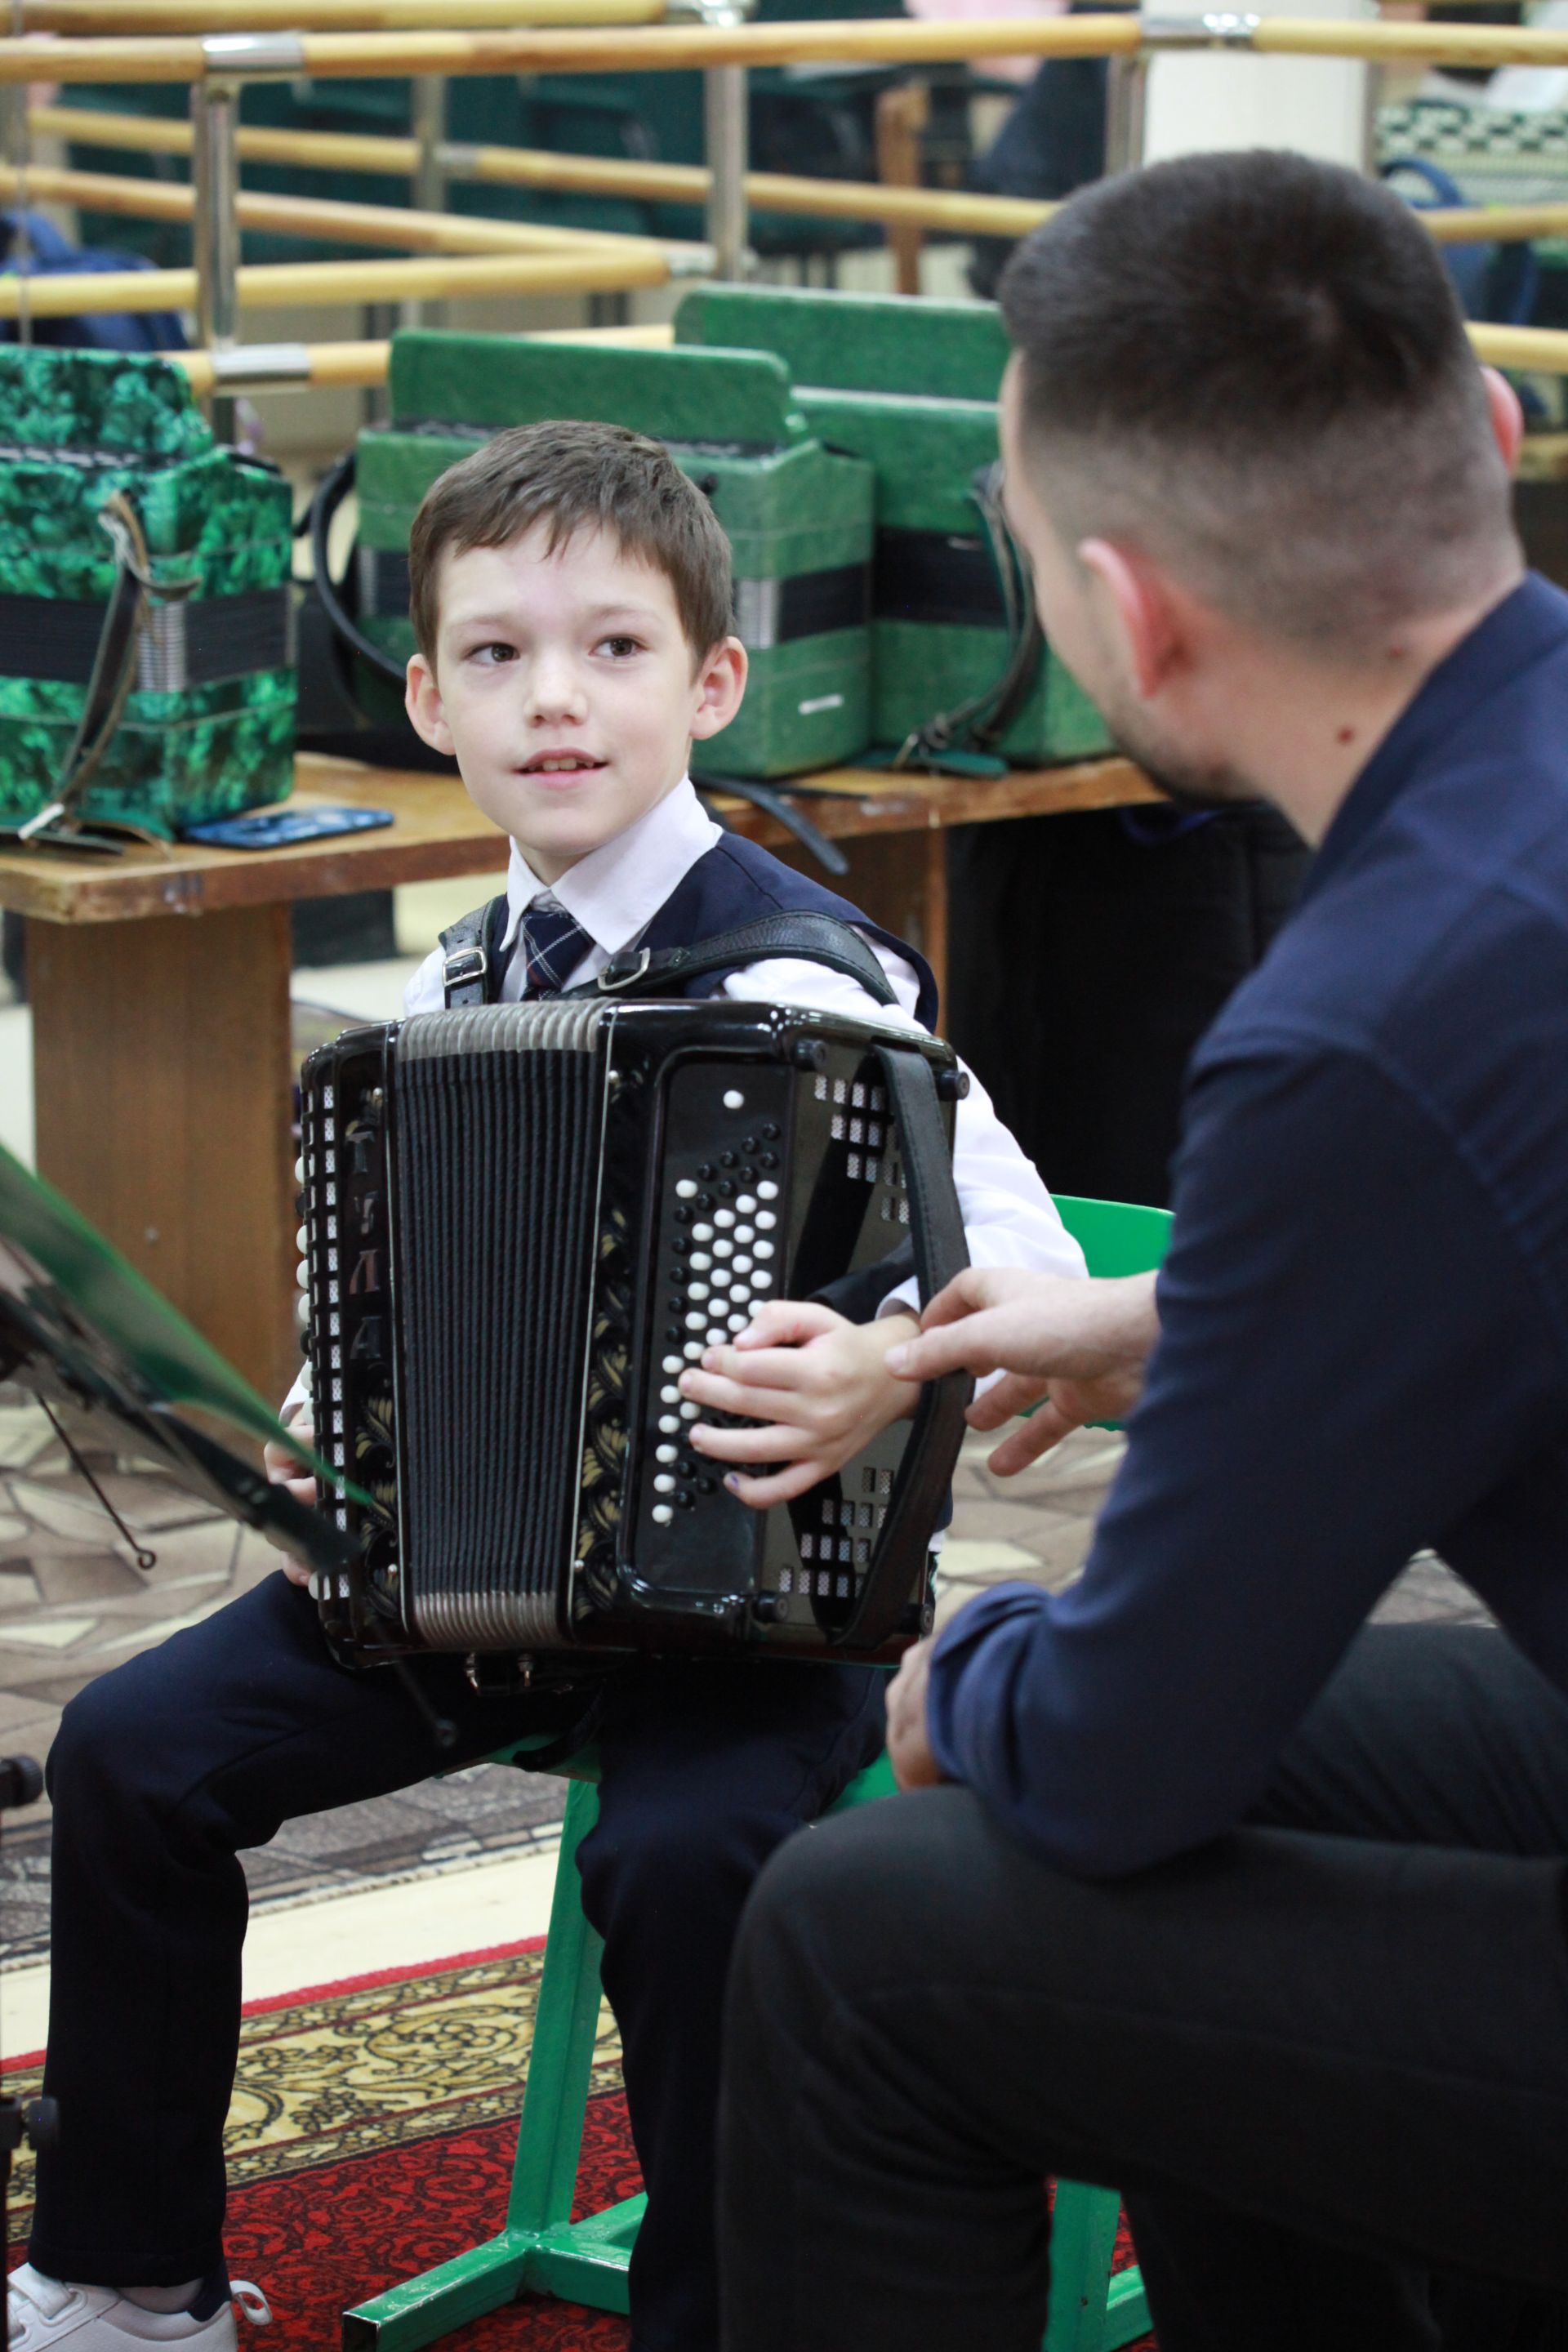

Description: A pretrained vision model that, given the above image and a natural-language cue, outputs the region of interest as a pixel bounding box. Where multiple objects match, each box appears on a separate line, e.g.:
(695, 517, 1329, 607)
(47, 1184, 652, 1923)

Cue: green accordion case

(0, 347, 296, 840)
(675, 285, 1112, 767)
(354, 330, 876, 779)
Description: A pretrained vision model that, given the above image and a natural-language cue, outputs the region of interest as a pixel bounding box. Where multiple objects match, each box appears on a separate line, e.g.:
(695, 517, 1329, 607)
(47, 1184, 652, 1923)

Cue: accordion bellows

(300, 997, 966, 1665)
(0, 346, 296, 837)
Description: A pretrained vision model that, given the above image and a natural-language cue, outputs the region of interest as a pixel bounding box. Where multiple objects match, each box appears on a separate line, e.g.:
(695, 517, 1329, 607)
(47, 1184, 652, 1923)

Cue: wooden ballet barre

(0, 245, 672, 317)
(171, 317, 671, 394)
(27, 11, 1568, 83)
(0, 162, 714, 267)
(40, 101, 1568, 248)
(0, 17, 1142, 85)
(156, 317, 1568, 397)
(29, 106, 1062, 239)
(23, 0, 664, 26)
(1468, 322, 1568, 374)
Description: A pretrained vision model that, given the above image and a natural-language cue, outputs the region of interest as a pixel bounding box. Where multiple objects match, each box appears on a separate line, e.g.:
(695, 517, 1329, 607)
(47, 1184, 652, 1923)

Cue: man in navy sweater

(717, 152, 1568, 2352)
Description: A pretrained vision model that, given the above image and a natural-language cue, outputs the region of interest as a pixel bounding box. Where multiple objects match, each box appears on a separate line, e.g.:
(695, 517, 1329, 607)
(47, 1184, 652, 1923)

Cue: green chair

(342, 1194, 1172, 2352)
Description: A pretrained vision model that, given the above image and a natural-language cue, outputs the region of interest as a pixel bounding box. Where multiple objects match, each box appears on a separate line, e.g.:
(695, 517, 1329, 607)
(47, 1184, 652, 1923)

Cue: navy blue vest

(632, 833, 940, 1033)
(461, 833, 940, 1033)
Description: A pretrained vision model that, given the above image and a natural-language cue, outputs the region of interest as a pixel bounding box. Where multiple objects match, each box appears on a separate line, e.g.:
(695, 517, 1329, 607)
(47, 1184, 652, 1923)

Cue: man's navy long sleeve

(927, 572, 1568, 1874)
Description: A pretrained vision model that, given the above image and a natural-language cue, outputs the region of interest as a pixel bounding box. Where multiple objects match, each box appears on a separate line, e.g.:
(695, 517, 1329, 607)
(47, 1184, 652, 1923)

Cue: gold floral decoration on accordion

(576, 1205, 632, 1587)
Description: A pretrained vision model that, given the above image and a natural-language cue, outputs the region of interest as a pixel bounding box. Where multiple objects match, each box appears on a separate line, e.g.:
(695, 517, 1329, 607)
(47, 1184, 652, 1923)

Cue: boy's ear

(689, 635, 747, 743)
(405, 650, 455, 757)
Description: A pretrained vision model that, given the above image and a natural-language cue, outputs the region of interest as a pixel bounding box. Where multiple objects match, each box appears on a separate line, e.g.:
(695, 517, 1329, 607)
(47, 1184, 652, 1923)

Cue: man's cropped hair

(409, 416, 733, 666)
(1000, 149, 1517, 653)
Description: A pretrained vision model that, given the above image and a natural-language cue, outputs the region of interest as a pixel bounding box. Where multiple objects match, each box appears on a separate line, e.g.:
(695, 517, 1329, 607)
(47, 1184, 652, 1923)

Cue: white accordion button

(299, 1364, 314, 1392)
(733, 1253, 753, 1273)
(755, 1238, 775, 1258)
(653, 1503, 675, 1526)
(710, 1267, 731, 1290)
(688, 1282, 709, 1301)
(659, 1414, 680, 1434)
(751, 1268, 773, 1291)
(295, 1294, 310, 1327)
(654, 1474, 675, 1494)
(685, 1312, 706, 1330)
(657, 1444, 678, 1463)
(734, 1225, 755, 1245)
(724, 1089, 745, 1109)
(758, 1180, 779, 1200)
(713, 1239, 733, 1259)
(679, 1401, 700, 1419)
(675, 1179, 697, 1199)
(756, 1209, 777, 1230)
(661, 1386, 679, 1405)
(296, 1225, 309, 1252)
(684, 1341, 703, 1359)
(706, 1325, 726, 1346)
(737, 1194, 757, 1214)
(689, 1252, 711, 1271)
(296, 1263, 310, 1290)
(715, 1209, 736, 1229)
(662, 1354, 683, 1374)
(693, 1223, 714, 1241)
(728, 1312, 749, 1333)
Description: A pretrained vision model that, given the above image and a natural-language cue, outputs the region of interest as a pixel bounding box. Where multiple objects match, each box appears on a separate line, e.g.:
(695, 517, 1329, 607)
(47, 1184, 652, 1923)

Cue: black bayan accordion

(297, 998, 972, 1669)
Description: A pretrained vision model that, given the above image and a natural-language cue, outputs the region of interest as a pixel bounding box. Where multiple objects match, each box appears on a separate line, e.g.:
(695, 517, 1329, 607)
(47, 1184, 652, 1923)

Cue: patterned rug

(3, 1940, 1150, 2351)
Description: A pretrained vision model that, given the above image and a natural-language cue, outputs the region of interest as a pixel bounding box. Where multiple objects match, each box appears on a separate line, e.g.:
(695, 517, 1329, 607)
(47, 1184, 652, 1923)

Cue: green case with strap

(674, 285, 1113, 767)
(352, 329, 876, 780)
(0, 347, 296, 843)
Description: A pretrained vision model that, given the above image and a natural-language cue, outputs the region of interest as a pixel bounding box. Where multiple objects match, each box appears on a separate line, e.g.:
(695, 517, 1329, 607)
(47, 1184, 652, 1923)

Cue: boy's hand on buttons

(679, 1300, 922, 1507)
(263, 1423, 321, 1586)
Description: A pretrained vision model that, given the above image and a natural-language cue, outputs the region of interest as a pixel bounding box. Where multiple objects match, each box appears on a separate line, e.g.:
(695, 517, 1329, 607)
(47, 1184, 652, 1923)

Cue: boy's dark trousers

(30, 1571, 884, 2352)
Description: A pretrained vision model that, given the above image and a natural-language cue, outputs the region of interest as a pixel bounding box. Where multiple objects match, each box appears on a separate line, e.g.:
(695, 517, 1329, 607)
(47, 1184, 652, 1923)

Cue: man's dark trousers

(30, 1572, 884, 2352)
(718, 1623, 1568, 2352)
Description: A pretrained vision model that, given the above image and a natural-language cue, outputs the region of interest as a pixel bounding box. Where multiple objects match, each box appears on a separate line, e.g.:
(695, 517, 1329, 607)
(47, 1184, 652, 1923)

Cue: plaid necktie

(518, 899, 595, 1000)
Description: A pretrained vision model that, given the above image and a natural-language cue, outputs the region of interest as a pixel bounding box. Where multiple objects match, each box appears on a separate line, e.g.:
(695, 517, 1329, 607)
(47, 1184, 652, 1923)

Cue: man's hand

(886, 1637, 944, 1789)
(885, 1266, 1160, 1475)
(681, 1301, 921, 1507)
(262, 1423, 319, 1587)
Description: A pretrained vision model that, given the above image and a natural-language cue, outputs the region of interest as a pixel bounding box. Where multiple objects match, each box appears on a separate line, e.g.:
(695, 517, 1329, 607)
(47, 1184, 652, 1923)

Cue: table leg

(27, 903, 299, 1414)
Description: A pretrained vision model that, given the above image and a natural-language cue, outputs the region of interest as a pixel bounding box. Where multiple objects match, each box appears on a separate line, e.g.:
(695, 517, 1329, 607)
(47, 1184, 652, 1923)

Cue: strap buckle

(443, 945, 488, 993)
(596, 947, 653, 993)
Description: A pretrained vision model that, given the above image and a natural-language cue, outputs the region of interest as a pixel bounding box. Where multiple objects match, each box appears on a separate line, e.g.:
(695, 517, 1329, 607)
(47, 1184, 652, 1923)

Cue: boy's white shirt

(279, 776, 1081, 1426)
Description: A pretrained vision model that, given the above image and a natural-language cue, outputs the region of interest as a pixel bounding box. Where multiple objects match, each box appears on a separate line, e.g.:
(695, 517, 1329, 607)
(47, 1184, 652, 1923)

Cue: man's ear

(405, 650, 454, 758)
(689, 635, 748, 742)
(1076, 538, 1183, 702)
(1481, 364, 1525, 476)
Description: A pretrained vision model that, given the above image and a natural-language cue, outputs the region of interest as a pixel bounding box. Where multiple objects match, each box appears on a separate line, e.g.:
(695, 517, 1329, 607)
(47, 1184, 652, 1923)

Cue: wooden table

(0, 748, 1155, 1405)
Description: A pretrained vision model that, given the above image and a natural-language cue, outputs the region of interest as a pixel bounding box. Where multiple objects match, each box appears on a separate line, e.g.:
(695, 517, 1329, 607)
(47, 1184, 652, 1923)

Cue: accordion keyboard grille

(394, 1009, 604, 1641)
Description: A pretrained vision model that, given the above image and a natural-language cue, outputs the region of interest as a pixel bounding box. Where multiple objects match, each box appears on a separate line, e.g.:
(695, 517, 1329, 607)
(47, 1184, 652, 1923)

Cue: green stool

(343, 1196, 1171, 2352)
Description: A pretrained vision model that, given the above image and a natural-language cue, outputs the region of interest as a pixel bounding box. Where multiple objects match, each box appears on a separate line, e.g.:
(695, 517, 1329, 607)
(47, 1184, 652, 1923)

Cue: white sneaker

(7, 2270, 271, 2352)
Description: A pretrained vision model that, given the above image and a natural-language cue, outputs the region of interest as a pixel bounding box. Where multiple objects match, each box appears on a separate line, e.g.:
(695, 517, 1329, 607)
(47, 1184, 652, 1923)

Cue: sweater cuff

(927, 1581, 1053, 1784)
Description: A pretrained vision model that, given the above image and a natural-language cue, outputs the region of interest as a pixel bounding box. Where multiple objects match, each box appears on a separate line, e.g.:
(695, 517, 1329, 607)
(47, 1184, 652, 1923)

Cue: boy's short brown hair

(407, 417, 733, 666)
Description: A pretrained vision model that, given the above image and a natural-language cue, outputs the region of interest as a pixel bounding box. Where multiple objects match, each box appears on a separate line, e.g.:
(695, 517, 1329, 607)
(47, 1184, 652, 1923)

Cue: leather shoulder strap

(438, 893, 510, 1008)
(573, 912, 898, 1007)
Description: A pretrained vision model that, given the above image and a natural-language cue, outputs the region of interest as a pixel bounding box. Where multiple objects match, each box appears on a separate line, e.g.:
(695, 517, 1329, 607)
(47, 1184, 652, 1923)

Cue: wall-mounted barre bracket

(209, 341, 315, 387)
(1137, 11, 1262, 47)
(665, 0, 759, 21)
(201, 30, 308, 75)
